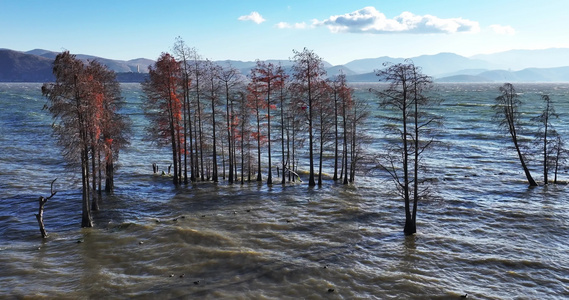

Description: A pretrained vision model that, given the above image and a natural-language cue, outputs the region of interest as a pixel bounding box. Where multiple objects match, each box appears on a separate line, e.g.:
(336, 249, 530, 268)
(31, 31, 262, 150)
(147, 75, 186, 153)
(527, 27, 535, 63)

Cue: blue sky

(1, 0, 568, 65)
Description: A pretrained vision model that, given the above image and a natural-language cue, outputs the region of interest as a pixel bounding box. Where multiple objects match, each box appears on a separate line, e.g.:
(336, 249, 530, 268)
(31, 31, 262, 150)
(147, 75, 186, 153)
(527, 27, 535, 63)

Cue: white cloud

(276, 22, 307, 29)
(313, 6, 480, 34)
(490, 24, 515, 35)
(238, 11, 266, 24)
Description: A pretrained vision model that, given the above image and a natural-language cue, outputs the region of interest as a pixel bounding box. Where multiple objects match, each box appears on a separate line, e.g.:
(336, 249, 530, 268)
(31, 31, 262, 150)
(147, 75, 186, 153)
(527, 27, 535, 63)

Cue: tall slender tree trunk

(105, 160, 114, 193)
(342, 98, 349, 185)
(402, 92, 414, 236)
(267, 84, 273, 185)
(183, 86, 189, 184)
(170, 123, 179, 185)
(91, 145, 99, 211)
(554, 136, 560, 184)
(256, 103, 262, 182)
(211, 96, 218, 182)
(281, 92, 286, 184)
(333, 89, 339, 181)
(81, 146, 93, 228)
(197, 99, 205, 180)
(226, 85, 233, 184)
(292, 120, 297, 182)
(543, 104, 549, 184)
(308, 68, 315, 187)
(318, 115, 324, 186)
(514, 139, 538, 186)
(186, 82, 195, 182)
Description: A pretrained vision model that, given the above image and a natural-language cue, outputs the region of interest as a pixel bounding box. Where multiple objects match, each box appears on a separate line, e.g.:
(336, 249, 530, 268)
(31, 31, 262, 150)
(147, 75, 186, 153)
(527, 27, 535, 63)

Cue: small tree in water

(532, 94, 559, 184)
(494, 83, 537, 186)
(373, 61, 441, 236)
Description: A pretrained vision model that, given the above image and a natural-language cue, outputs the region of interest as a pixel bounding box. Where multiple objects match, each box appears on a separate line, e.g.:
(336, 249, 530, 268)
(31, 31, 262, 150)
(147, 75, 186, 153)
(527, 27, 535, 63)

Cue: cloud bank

(490, 24, 515, 35)
(313, 6, 480, 34)
(276, 22, 307, 29)
(238, 12, 266, 24)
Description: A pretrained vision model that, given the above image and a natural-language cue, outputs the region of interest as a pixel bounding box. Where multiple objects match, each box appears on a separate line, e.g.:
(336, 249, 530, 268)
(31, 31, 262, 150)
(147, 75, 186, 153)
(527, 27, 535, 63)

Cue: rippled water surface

(1, 83, 568, 299)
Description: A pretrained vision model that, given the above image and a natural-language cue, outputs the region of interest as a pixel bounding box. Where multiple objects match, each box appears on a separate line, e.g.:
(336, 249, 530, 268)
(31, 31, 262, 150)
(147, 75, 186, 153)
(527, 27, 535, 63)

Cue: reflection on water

(1, 83, 568, 299)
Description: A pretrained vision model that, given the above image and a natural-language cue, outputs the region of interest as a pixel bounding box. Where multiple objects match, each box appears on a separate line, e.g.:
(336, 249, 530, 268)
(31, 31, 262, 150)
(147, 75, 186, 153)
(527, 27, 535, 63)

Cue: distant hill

(2, 47, 569, 83)
(436, 66, 569, 83)
(471, 48, 569, 70)
(0, 49, 54, 82)
(25, 49, 153, 73)
(434, 74, 494, 83)
(345, 72, 377, 83)
(343, 53, 497, 77)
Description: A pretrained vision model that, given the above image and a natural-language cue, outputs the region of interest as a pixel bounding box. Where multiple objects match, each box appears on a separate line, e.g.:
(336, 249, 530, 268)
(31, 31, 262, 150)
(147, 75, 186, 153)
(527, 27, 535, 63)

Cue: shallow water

(1, 83, 568, 299)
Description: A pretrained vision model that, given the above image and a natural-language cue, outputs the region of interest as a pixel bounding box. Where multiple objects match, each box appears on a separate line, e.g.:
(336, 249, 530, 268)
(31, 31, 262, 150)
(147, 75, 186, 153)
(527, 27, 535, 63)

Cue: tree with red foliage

(142, 52, 184, 185)
(42, 51, 129, 227)
(250, 61, 286, 184)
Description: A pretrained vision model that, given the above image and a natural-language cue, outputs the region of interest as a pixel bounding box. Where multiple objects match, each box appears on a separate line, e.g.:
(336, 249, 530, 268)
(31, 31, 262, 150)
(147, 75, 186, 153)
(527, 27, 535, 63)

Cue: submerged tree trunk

(35, 196, 48, 238)
(36, 179, 57, 238)
(514, 139, 538, 186)
(91, 145, 99, 211)
(81, 148, 93, 228)
(105, 160, 114, 193)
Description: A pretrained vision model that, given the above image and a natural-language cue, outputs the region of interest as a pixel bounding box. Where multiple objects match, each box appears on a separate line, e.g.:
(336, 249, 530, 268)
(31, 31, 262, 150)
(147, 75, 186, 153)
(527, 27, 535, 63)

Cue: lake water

(1, 82, 568, 299)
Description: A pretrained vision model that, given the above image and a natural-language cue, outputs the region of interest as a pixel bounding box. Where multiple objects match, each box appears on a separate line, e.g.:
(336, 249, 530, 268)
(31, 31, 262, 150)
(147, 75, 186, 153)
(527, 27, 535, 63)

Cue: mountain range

(1, 48, 569, 83)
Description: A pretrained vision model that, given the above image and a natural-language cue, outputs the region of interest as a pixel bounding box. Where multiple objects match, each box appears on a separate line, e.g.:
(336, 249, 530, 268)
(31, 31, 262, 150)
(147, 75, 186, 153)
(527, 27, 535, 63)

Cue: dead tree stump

(36, 179, 57, 238)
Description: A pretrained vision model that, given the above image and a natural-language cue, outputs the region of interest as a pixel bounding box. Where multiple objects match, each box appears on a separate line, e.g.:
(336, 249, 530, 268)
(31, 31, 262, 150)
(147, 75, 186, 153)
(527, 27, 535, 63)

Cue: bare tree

(246, 75, 266, 182)
(551, 135, 568, 183)
(348, 95, 369, 183)
(315, 80, 333, 186)
(250, 61, 286, 184)
(291, 48, 327, 186)
(189, 51, 206, 180)
(36, 179, 57, 238)
(276, 64, 290, 184)
(532, 94, 559, 184)
(172, 37, 194, 183)
(217, 63, 243, 184)
(374, 61, 441, 235)
(203, 59, 222, 182)
(494, 83, 537, 186)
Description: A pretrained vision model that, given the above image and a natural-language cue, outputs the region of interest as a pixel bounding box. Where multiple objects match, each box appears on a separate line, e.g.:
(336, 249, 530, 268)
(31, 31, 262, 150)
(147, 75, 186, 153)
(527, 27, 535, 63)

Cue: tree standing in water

(250, 61, 286, 184)
(494, 83, 538, 186)
(142, 52, 184, 186)
(532, 94, 558, 184)
(374, 61, 440, 236)
(291, 48, 327, 187)
(246, 73, 266, 182)
(43, 51, 128, 227)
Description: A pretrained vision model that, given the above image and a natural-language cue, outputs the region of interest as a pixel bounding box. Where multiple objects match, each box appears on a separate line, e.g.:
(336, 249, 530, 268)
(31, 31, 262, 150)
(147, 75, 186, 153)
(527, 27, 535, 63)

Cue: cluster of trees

(142, 39, 367, 187)
(141, 42, 445, 236)
(494, 83, 566, 186)
(41, 46, 439, 235)
(40, 48, 569, 237)
(42, 51, 130, 228)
